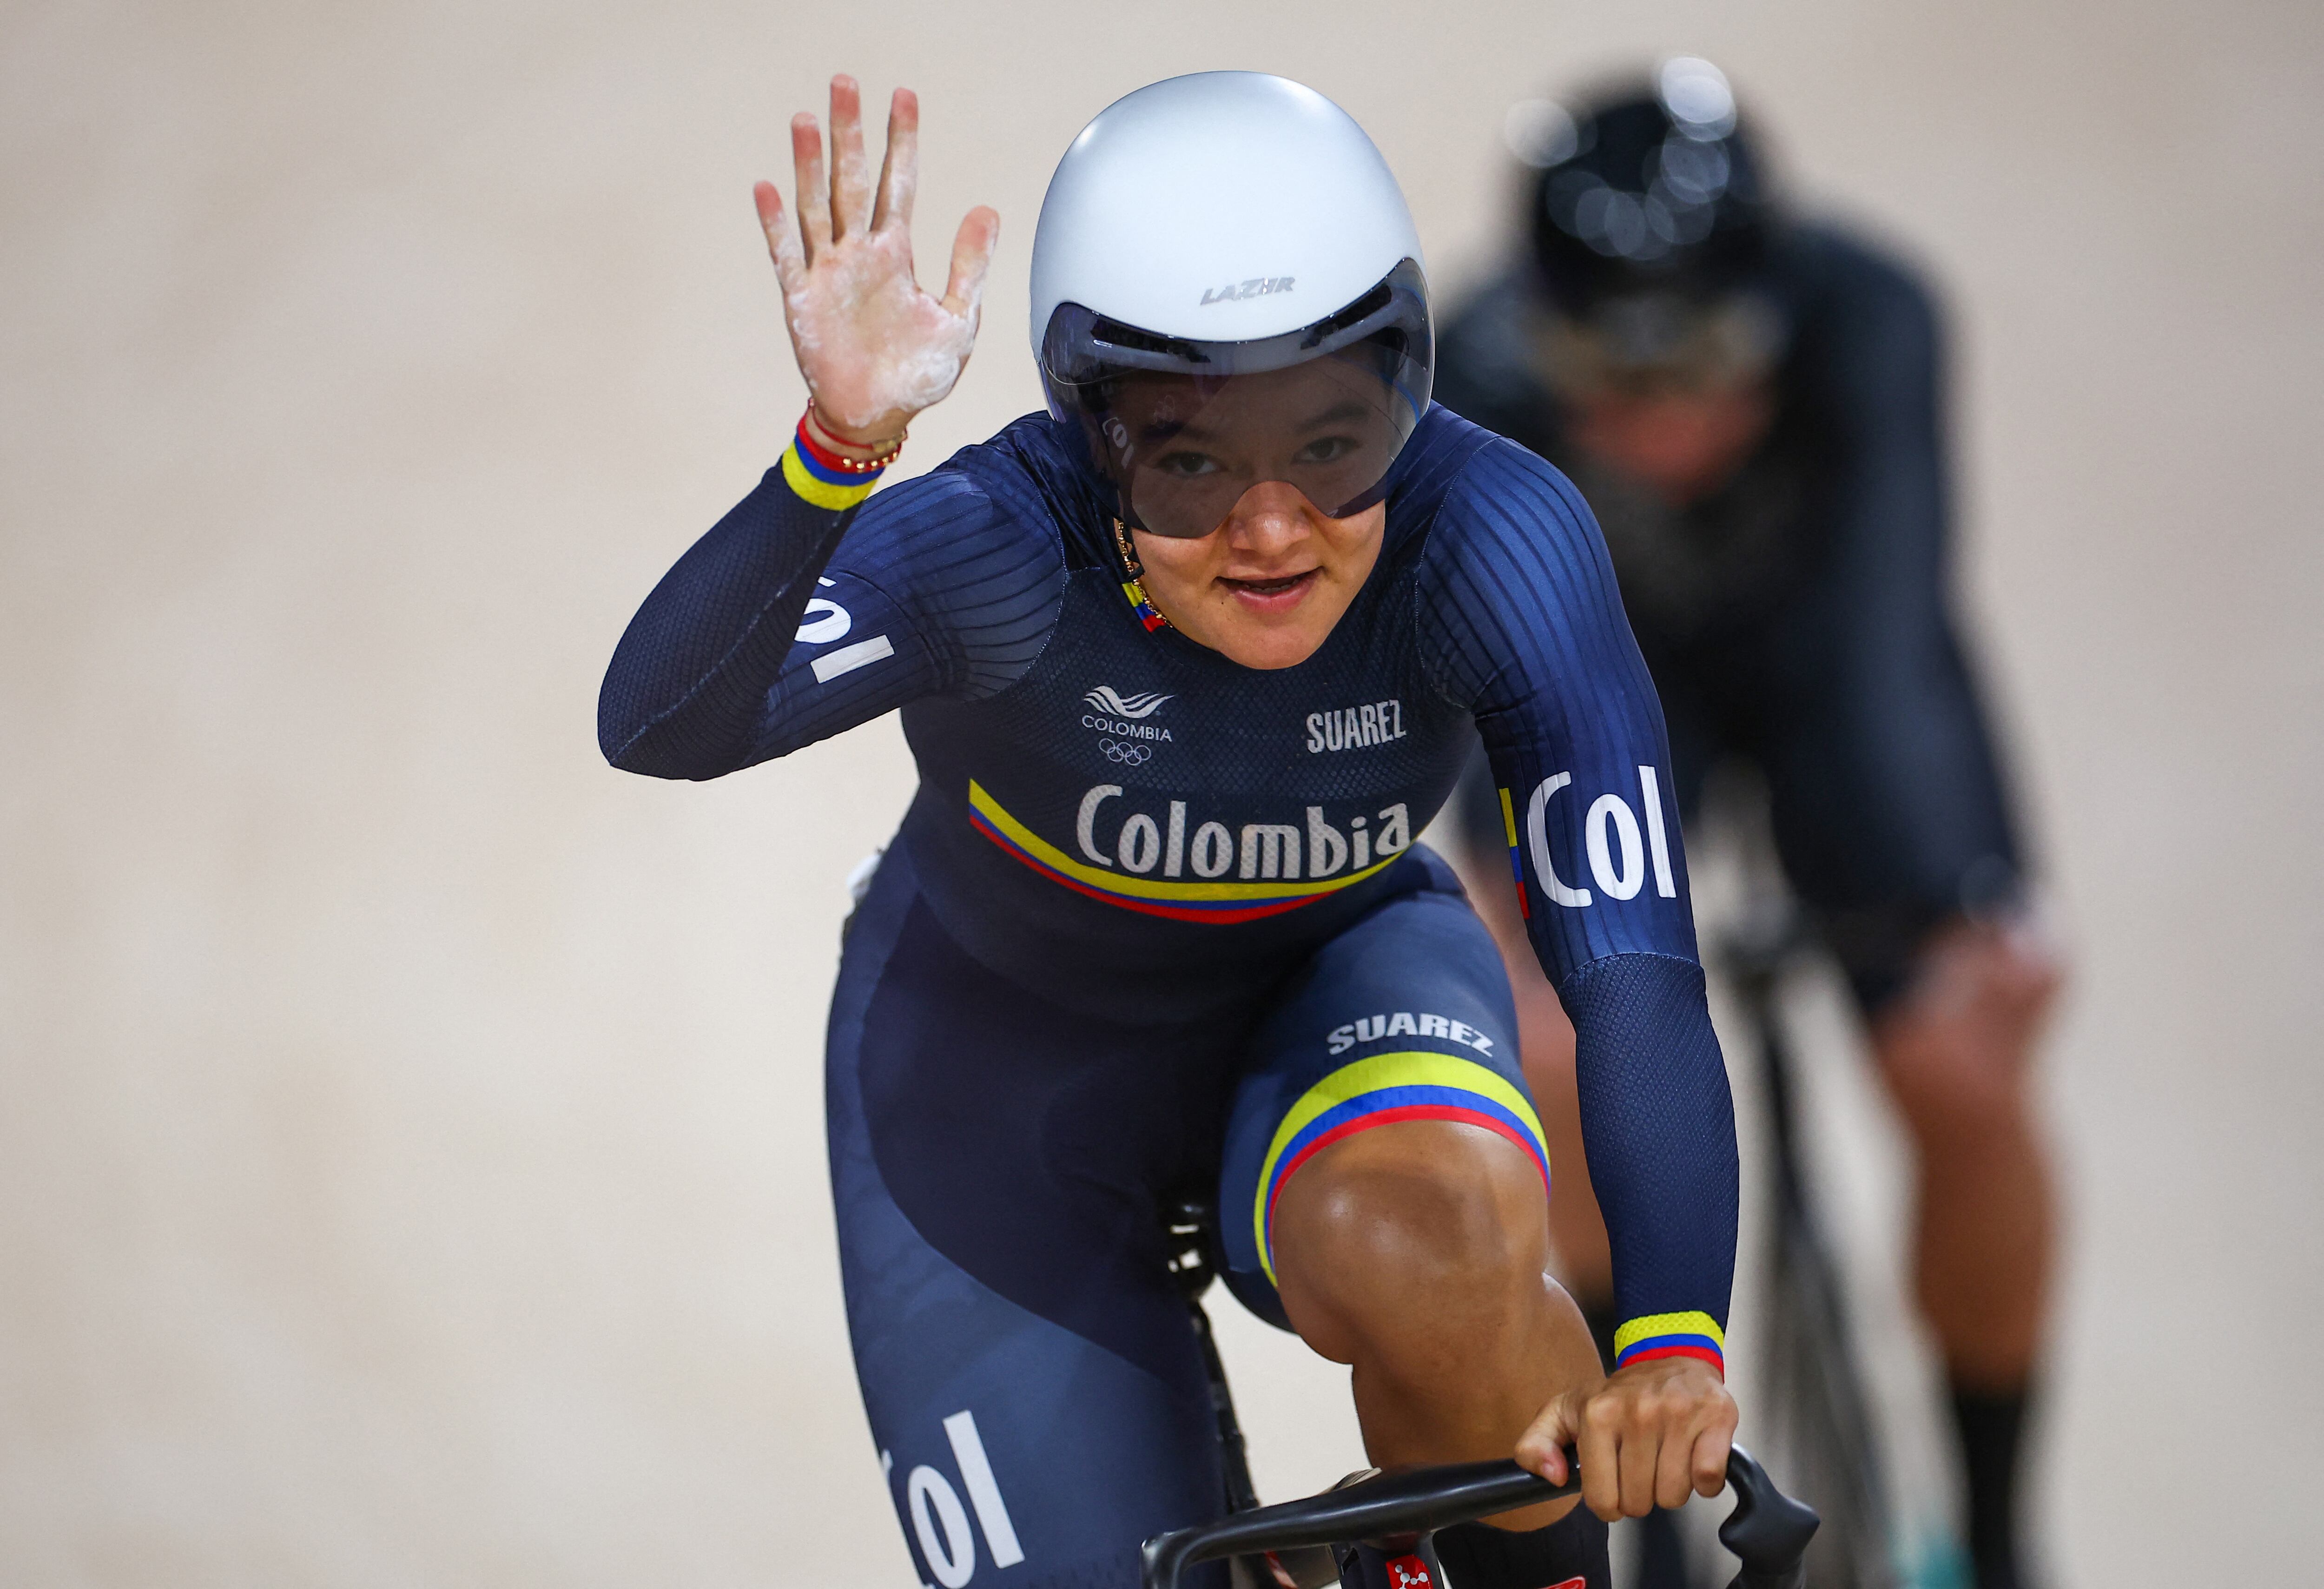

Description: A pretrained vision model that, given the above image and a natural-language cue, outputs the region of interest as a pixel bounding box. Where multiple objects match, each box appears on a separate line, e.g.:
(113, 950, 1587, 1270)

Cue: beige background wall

(3, 0, 2318, 1584)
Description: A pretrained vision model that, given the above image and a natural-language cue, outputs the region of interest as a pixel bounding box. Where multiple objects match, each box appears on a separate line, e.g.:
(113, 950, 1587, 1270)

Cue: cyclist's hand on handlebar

(753, 75, 999, 447)
(1513, 1356, 1738, 1522)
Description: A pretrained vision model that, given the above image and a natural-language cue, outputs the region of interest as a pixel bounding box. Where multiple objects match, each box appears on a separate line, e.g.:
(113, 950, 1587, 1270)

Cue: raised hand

(754, 76, 999, 450)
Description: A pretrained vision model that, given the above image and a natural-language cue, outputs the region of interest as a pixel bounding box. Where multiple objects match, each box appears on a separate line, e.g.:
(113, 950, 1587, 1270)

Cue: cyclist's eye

(1155, 450, 1222, 479)
(1294, 435, 1361, 465)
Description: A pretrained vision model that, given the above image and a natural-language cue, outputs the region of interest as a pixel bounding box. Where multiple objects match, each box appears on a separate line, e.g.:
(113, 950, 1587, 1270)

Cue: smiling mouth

(1219, 568, 1319, 600)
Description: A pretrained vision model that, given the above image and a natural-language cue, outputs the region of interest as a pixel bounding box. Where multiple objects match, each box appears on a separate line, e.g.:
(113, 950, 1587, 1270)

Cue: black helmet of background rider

(1512, 58, 1781, 393)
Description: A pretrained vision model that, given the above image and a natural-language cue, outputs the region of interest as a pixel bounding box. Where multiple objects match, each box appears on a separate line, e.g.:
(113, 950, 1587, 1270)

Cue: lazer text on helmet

(1199, 277, 1295, 306)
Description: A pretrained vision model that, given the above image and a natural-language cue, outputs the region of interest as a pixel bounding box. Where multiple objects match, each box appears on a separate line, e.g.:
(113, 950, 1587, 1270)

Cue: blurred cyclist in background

(1435, 59, 2062, 1589)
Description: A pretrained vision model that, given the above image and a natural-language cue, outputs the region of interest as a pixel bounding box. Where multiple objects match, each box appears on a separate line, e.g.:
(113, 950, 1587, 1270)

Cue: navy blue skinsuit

(1435, 224, 2025, 1009)
(600, 405, 1737, 1588)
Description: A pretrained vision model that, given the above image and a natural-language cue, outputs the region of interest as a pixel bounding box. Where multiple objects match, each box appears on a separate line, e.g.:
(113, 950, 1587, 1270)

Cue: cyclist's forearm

(597, 440, 878, 779)
(1560, 951, 1739, 1377)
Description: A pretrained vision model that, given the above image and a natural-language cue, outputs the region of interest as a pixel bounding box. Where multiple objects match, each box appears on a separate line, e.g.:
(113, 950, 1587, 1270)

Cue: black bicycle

(1156, 1202, 1820, 1589)
(1141, 1440, 1816, 1589)
(1721, 893, 1896, 1589)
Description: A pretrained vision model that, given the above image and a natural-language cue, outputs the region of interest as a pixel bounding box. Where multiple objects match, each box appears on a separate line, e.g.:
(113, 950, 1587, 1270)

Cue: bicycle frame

(1723, 894, 1898, 1589)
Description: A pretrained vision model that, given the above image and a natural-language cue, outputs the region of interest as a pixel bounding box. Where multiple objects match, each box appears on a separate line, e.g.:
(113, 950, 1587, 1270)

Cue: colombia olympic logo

(1083, 686, 1172, 719)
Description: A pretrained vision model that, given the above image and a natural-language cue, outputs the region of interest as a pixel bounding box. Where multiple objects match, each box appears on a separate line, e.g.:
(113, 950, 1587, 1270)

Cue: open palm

(754, 76, 999, 447)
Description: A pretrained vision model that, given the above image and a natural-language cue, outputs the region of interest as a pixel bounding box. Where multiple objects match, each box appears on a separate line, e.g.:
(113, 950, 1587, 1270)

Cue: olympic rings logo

(1099, 739, 1153, 766)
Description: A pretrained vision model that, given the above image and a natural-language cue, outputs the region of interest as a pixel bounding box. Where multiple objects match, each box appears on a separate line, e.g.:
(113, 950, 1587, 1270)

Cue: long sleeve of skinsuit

(597, 438, 1062, 780)
(1418, 435, 1740, 1377)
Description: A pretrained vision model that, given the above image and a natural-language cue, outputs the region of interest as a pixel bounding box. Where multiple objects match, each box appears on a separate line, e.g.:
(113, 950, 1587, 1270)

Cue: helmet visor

(1041, 262, 1433, 539)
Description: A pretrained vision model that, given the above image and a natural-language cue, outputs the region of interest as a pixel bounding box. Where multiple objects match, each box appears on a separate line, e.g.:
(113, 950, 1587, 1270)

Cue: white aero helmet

(1030, 73, 1433, 538)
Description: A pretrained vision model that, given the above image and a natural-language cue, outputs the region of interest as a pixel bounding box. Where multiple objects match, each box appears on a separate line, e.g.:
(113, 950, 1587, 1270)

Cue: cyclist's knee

(1270, 1118, 1548, 1360)
(1874, 922, 2063, 1141)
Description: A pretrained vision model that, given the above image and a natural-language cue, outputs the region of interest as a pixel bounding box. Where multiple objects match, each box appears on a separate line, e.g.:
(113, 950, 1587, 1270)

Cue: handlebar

(1717, 1446, 1822, 1589)
(1138, 1444, 1817, 1589)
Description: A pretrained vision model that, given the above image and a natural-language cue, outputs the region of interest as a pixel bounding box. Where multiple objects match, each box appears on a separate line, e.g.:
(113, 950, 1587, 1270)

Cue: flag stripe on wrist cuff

(781, 439, 883, 510)
(1612, 1311, 1725, 1375)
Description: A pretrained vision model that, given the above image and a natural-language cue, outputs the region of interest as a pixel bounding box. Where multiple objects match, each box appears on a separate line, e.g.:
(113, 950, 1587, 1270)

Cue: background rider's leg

(1870, 918, 2062, 1589)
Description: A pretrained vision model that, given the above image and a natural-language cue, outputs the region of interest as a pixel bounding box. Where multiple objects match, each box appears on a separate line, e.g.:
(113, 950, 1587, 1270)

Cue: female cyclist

(600, 71, 1740, 1589)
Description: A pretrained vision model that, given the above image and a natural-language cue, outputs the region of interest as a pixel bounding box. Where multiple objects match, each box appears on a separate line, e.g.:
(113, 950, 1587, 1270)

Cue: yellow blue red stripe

(1612, 1311, 1726, 1376)
(1498, 786, 1529, 920)
(1252, 1052, 1548, 1285)
(780, 429, 885, 511)
(1121, 578, 1169, 632)
(967, 780, 1398, 923)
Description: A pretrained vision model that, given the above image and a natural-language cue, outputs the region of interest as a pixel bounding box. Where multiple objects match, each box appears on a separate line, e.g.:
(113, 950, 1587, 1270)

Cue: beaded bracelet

(800, 402, 908, 474)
